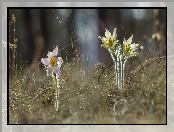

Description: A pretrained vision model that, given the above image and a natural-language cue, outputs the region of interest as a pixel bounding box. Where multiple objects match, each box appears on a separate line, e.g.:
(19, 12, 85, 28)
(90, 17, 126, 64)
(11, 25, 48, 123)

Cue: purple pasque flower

(41, 46, 63, 78)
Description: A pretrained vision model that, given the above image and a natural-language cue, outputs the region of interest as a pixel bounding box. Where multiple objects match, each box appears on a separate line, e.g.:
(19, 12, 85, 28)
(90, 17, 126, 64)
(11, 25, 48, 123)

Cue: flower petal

(101, 44, 110, 49)
(47, 66, 53, 76)
(112, 28, 117, 40)
(105, 28, 111, 38)
(53, 66, 61, 78)
(47, 52, 53, 58)
(127, 35, 133, 44)
(57, 57, 63, 67)
(99, 36, 107, 45)
(41, 58, 50, 65)
(123, 38, 127, 45)
(130, 43, 138, 51)
(129, 51, 138, 57)
(52, 46, 58, 57)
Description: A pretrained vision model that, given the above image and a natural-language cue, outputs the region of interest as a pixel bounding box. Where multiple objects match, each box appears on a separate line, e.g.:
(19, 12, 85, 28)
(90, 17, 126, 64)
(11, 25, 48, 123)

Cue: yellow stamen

(50, 57, 57, 67)
(108, 37, 114, 47)
(125, 44, 131, 53)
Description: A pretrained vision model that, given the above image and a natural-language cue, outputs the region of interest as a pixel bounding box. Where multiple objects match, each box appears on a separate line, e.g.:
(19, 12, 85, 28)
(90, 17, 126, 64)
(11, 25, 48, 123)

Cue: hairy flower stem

(54, 76, 59, 111)
(122, 59, 127, 88)
(117, 57, 122, 89)
(122, 59, 124, 88)
(121, 46, 123, 89)
(108, 49, 118, 87)
(116, 47, 123, 89)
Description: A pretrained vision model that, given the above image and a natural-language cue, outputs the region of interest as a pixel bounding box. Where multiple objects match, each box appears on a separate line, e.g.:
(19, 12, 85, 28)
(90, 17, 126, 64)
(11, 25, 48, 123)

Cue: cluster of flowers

(98, 28, 139, 89)
(40, 28, 139, 111)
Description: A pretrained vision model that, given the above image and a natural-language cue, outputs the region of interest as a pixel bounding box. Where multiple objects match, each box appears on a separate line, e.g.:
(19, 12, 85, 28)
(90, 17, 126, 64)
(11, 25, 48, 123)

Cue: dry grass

(9, 56, 166, 124)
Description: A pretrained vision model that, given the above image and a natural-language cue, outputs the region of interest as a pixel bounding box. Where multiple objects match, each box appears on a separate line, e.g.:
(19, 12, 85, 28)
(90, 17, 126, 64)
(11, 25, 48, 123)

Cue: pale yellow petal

(112, 28, 117, 40)
(105, 28, 111, 38)
(127, 35, 133, 44)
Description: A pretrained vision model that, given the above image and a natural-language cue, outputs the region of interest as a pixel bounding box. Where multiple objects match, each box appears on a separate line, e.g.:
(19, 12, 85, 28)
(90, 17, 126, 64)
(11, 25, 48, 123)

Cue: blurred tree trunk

(75, 9, 99, 70)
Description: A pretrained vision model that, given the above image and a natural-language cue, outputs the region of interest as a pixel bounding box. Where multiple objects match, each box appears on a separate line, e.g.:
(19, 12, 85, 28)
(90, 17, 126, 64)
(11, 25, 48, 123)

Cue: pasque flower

(123, 35, 139, 57)
(98, 28, 118, 49)
(98, 28, 140, 89)
(41, 46, 63, 78)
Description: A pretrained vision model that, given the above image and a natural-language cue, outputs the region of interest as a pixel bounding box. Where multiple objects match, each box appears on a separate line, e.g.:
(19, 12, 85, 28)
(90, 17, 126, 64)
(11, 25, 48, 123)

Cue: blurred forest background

(8, 8, 166, 72)
(5, 5, 167, 125)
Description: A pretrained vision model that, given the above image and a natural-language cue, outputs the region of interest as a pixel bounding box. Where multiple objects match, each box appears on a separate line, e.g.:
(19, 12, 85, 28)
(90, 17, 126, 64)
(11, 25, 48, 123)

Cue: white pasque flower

(123, 35, 139, 57)
(41, 46, 63, 78)
(98, 28, 118, 49)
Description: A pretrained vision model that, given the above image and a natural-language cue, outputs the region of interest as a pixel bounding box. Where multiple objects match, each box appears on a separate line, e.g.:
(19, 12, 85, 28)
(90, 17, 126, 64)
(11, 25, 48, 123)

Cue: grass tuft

(9, 56, 166, 124)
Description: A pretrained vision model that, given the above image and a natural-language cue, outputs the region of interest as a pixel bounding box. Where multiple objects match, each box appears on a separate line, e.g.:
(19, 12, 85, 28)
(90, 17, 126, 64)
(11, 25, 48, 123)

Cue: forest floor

(9, 56, 166, 124)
